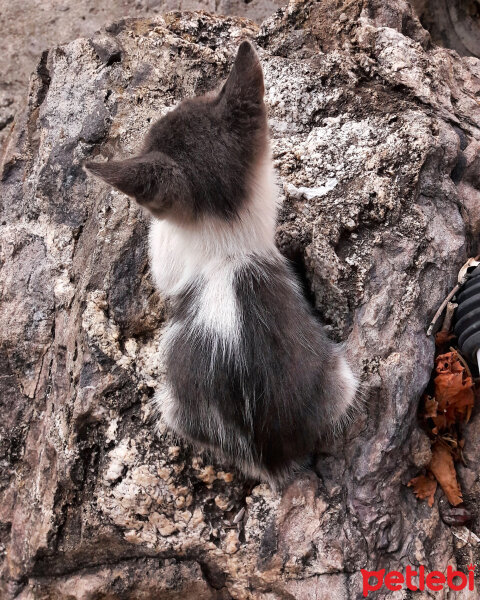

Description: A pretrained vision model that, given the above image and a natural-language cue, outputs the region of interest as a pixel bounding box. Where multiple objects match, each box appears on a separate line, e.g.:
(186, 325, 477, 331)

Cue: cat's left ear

(84, 156, 159, 202)
(84, 152, 192, 217)
(220, 41, 264, 105)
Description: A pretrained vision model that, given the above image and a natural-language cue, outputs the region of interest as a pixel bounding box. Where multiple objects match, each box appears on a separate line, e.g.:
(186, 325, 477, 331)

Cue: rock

(411, 0, 480, 58)
(1, 1, 480, 598)
(0, 0, 286, 149)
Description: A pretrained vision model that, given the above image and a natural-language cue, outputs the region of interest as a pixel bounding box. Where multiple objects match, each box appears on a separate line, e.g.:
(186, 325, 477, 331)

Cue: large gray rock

(0, 0, 286, 149)
(1, 1, 479, 598)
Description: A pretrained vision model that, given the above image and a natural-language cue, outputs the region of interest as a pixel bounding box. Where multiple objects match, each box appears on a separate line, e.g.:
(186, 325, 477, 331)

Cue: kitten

(86, 41, 358, 486)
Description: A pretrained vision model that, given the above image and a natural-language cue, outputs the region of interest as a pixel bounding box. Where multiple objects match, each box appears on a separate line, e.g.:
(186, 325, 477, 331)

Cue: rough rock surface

(0, 0, 286, 149)
(1, 1, 480, 598)
(411, 0, 480, 59)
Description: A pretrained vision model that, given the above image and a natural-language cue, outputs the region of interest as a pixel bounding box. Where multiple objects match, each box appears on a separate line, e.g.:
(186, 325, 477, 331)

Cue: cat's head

(85, 41, 267, 221)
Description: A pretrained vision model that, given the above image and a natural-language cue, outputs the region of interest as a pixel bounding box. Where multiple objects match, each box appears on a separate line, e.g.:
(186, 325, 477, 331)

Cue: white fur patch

(330, 354, 359, 431)
(148, 150, 279, 347)
(193, 258, 240, 347)
(154, 380, 178, 430)
(337, 355, 358, 409)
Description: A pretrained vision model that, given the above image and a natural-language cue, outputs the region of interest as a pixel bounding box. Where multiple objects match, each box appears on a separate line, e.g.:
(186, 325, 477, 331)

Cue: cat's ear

(84, 153, 191, 215)
(84, 154, 162, 203)
(220, 41, 264, 105)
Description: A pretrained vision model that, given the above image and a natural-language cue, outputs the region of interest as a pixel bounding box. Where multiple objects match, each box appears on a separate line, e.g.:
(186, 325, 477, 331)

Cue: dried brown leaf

(435, 330, 455, 347)
(423, 396, 438, 418)
(433, 351, 475, 428)
(429, 442, 463, 506)
(408, 474, 437, 507)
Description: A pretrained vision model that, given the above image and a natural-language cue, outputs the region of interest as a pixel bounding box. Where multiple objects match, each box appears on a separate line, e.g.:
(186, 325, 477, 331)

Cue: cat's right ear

(220, 41, 264, 106)
(84, 153, 192, 217)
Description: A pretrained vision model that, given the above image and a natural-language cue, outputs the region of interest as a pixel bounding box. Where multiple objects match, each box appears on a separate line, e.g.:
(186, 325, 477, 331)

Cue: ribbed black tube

(454, 265, 480, 362)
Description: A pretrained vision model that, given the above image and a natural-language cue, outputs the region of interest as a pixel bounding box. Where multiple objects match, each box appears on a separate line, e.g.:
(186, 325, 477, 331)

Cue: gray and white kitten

(86, 41, 358, 486)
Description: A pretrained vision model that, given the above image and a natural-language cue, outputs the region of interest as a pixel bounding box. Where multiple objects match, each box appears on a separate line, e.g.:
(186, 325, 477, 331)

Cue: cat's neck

(149, 153, 280, 297)
(183, 153, 279, 259)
